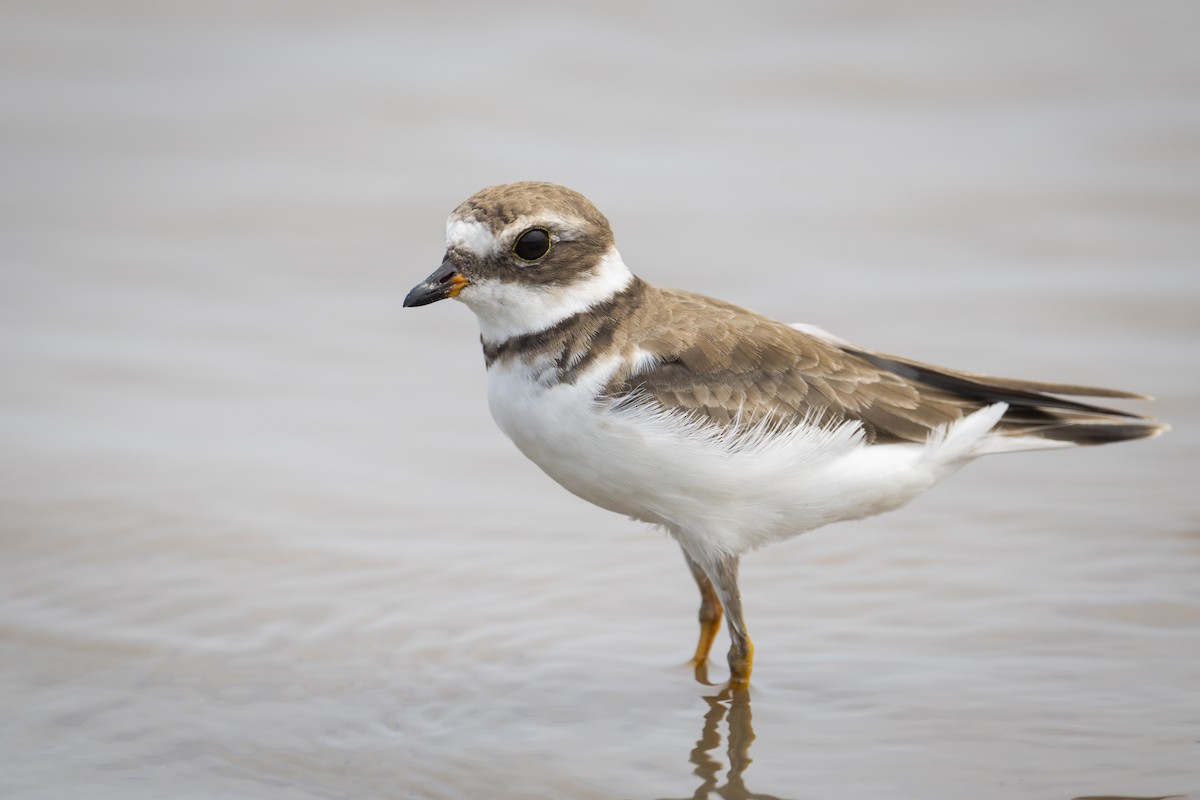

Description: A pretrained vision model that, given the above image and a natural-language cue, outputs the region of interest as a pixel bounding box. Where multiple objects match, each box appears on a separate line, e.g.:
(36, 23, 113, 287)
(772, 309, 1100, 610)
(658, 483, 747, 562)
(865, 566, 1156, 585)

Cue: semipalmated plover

(404, 181, 1166, 688)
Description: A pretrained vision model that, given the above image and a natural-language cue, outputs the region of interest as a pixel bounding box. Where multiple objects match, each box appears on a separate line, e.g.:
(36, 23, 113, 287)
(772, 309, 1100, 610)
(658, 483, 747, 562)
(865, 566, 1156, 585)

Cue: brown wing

(606, 287, 1163, 445)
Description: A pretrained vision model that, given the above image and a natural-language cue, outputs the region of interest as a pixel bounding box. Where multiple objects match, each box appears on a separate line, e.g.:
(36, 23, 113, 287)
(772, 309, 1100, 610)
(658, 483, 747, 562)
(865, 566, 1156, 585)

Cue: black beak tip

(404, 258, 465, 308)
(403, 286, 435, 308)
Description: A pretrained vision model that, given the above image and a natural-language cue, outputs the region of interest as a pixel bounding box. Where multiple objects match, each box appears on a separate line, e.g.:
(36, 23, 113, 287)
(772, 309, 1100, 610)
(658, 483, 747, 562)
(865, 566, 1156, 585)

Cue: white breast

(486, 356, 1008, 560)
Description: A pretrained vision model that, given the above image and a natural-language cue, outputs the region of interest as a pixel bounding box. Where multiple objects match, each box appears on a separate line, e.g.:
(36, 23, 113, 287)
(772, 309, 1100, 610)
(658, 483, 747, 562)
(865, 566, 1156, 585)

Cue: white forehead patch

(445, 217, 496, 255)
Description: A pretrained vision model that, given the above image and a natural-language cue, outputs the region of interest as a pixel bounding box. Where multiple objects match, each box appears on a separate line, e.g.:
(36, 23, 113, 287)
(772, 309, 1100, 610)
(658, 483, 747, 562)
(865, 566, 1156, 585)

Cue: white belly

(486, 357, 1003, 558)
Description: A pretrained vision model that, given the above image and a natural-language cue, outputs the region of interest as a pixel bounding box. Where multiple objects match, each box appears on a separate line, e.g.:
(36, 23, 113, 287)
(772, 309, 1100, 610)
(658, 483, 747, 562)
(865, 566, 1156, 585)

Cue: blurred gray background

(2, 2, 1198, 799)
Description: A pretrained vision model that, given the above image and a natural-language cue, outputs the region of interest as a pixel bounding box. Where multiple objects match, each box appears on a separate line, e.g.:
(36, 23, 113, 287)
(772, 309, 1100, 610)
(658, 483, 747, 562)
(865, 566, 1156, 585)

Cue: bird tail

(846, 347, 1169, 450)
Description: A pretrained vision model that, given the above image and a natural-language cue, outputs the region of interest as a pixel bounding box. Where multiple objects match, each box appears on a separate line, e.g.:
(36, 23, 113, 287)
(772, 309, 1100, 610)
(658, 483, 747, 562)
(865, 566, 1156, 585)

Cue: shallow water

(2, 2, 1198, 798)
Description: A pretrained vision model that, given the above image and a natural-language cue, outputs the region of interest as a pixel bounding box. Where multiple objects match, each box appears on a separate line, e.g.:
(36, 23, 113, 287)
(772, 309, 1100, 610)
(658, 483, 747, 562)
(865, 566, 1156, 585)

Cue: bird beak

(403, 258, 469, 307)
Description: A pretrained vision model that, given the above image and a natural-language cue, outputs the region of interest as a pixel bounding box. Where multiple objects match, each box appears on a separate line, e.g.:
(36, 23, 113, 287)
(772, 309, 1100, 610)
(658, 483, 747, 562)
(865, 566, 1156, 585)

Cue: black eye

(513, 228, 552, 261)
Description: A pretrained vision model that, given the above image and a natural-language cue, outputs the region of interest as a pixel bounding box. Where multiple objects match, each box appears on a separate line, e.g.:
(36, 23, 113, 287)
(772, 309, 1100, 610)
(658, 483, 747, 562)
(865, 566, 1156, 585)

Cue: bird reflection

(655, 669, 795, 800)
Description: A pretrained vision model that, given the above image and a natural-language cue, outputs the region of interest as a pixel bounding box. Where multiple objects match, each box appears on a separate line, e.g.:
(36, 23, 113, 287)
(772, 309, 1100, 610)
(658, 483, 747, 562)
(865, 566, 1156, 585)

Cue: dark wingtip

(1039, 420, 1169, 446)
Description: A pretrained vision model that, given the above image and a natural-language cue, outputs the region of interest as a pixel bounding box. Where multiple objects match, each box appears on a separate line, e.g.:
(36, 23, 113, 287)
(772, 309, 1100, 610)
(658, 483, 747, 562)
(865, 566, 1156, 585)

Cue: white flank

(461, 248, 634, 344)
(486, 355, 1013, 562)
(921, 402, 1008, 462)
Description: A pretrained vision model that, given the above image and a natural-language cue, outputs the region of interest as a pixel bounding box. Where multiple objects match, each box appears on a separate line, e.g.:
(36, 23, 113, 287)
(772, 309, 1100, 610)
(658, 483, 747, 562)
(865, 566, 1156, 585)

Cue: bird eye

(512, 228, 552, 261)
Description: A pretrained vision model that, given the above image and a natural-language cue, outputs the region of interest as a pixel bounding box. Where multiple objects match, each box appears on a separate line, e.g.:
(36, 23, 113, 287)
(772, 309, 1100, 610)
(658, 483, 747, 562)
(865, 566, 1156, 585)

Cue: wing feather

(604, 286, 1160, 445)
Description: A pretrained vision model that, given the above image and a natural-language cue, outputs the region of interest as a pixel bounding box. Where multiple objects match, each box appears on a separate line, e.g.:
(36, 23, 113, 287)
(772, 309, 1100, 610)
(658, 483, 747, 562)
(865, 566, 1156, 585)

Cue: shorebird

(403, 181, 1166, 687)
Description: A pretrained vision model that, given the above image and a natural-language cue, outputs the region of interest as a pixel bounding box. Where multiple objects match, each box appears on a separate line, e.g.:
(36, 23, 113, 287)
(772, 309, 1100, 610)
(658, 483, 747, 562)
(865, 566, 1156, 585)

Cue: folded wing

(605, 288, 1166, 446)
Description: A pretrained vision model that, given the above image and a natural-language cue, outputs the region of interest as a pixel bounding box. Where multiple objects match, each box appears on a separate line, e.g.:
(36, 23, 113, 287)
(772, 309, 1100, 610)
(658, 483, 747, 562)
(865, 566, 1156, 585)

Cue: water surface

(2, 2, 1198, 798)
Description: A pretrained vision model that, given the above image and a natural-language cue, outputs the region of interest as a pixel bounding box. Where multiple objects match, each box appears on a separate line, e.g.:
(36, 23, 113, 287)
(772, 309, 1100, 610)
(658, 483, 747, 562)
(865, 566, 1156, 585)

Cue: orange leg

(727, 637, 754, 690)
(683, 551, 724, 666)
(711, 555, 754, 688)
(683, 548, 755, 688)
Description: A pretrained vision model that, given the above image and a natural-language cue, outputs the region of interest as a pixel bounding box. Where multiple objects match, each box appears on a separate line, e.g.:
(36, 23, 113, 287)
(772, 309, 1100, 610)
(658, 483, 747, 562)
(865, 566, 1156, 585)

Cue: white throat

(460, 248, 634, 345)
